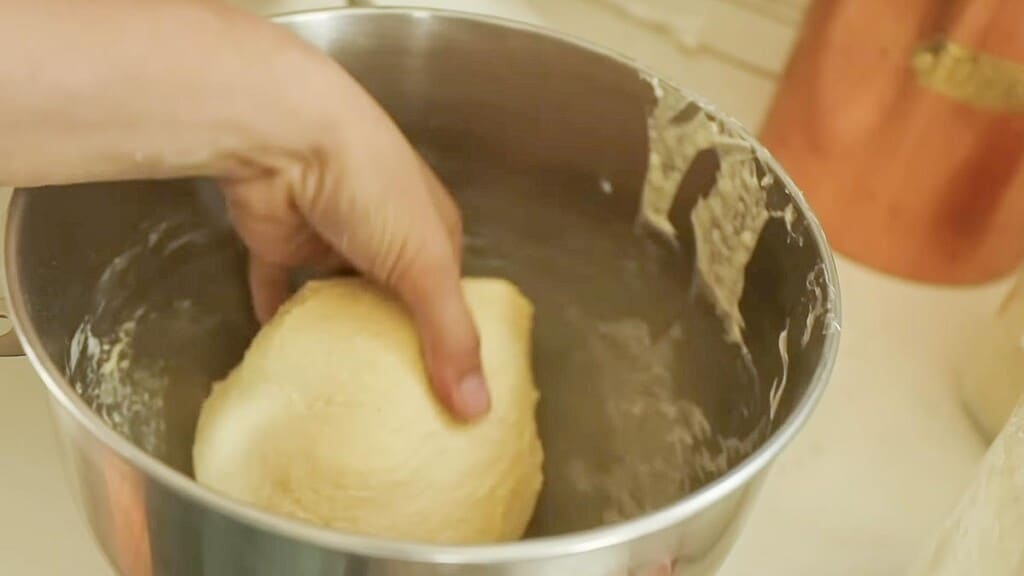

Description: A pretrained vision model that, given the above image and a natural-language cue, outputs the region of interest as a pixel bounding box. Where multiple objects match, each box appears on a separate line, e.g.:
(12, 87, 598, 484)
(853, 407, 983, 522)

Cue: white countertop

(0, 1, 1008, 574)
(721, 261, 999, 575)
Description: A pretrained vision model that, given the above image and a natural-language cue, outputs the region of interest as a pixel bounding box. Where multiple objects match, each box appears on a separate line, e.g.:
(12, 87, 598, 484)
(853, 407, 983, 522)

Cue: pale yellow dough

(192, 277, 544, 544)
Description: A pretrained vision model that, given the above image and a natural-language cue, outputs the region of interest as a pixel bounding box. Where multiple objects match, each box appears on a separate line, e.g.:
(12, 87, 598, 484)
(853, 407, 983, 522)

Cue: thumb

(391, 240, 491, 421)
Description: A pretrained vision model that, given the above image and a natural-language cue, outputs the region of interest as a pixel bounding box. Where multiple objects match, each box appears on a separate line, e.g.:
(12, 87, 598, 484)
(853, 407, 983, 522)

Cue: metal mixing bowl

(1, 8, 840, 576)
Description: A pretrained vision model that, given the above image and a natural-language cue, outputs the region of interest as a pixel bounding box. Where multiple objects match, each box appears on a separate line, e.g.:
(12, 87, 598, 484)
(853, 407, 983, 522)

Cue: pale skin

(0, 0, 490, 419)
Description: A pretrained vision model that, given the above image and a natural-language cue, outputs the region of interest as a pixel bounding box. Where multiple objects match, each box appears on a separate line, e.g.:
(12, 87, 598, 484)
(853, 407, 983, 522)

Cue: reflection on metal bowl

(3, 8, 840, 576)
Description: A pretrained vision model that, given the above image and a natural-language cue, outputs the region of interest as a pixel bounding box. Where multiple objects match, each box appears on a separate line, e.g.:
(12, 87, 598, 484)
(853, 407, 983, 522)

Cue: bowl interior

(7, 10, 838, 539)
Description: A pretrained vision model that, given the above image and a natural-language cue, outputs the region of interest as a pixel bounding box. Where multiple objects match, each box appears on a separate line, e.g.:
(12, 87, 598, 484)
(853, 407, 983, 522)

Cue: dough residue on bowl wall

(561, 317, 767, 525)
(639, 76, 838, 427)
(69, 310, 168, 457)
(66, 218, 254, 471)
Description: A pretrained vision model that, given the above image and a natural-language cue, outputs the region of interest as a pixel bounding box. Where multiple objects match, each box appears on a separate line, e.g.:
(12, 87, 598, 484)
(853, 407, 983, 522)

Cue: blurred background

(231, 0, 807, 132)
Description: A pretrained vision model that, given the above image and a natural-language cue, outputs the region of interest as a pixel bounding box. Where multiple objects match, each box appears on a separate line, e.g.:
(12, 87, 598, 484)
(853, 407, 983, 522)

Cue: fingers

(286, 92, 488, 419)
(223, 176, 343, 322)
(418, 158, 463, 259)
(400, 166, 483, 418)
(305, 182, 489, 420)
(300, 155, 489, 420)
(248, 254, 291, 324)
(392, 240, 491, 421)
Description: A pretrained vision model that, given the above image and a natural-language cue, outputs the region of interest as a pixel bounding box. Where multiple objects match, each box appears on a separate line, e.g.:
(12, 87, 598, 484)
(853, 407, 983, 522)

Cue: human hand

(221, 82, 492, 420)
(0, 0, 489, 420)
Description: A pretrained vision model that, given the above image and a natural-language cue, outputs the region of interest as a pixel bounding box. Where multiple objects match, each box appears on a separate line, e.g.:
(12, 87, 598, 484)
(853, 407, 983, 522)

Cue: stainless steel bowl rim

(3, 6, 842, 564)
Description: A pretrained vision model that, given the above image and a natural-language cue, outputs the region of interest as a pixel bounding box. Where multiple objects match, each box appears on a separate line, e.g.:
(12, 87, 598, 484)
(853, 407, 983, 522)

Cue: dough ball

(192, 277, 544, 544)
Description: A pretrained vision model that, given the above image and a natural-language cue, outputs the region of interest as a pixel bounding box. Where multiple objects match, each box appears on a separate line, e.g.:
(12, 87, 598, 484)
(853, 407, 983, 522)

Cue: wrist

(203, 5, 359, 182)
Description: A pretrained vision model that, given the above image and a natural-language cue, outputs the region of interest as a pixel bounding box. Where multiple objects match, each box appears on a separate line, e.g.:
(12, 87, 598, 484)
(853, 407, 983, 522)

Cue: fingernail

(456, 373, 491, 419)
